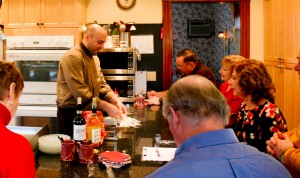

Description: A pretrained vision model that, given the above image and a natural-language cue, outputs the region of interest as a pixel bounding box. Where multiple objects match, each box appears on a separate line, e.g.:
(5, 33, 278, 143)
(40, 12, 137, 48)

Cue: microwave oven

(104, 76, 135, 103)
(98, 48, 137, 75)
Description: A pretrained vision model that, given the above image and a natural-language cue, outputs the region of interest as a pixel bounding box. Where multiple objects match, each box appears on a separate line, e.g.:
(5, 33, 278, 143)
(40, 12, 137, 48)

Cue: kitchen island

(35, 105, 174, 178)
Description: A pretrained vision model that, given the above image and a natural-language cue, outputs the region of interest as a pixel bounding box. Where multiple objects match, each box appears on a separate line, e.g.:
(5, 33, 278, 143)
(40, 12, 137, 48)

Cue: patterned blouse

(235, 101, 287, 153)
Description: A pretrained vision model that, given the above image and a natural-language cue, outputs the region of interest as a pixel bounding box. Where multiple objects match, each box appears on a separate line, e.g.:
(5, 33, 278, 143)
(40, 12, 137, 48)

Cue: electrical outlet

(147, 71, 156, 81)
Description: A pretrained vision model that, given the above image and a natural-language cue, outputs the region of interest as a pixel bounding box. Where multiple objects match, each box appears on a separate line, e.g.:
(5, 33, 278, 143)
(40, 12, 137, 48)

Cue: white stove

(6, 36, 74, 119)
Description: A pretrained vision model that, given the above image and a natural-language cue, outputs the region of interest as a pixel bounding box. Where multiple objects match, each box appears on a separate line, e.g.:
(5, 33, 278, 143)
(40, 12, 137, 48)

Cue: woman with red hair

(0, 61, 35, 177)
(229, 59, 287, 153)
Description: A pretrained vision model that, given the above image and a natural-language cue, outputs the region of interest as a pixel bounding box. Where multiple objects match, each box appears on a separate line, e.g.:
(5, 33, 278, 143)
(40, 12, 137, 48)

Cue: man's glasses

(177, 62, 190, 68)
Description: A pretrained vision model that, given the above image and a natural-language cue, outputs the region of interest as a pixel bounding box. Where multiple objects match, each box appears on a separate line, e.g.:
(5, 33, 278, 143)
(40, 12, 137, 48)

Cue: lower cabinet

(265, 60, 300, 130)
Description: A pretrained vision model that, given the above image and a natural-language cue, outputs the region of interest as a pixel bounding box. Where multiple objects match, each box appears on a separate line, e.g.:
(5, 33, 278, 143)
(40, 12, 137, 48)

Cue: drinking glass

(154, 134, 161, 147)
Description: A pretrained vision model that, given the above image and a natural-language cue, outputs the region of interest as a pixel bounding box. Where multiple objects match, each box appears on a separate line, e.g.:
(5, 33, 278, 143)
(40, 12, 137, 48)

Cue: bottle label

(73, 125, 86, 141)
(91, 128, 101, 143)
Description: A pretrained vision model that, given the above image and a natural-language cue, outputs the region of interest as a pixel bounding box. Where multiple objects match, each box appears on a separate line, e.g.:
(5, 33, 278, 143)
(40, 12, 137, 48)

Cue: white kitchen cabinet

(264, 0, 300, 130)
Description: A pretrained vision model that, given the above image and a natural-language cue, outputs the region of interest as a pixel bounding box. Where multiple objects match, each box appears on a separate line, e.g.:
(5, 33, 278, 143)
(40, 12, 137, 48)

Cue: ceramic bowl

(38, 134, 70, 154)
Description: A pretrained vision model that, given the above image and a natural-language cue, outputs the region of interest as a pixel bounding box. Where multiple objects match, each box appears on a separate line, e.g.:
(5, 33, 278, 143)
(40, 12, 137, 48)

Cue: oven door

(15, 60, 58, 95)
(5, 36, 73, 129)
(6, 50, 66, 96)
(104, 76, 135, 102)
(6, 50, 66, 118)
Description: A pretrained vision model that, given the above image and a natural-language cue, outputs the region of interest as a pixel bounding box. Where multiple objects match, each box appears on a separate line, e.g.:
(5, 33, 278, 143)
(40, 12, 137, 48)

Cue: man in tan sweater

(56, 24, 126, 137)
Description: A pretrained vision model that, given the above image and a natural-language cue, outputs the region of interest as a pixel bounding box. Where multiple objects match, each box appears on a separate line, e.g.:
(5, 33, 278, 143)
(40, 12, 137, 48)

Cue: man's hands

(146, 96, 160, 105)
(115, 100, 127, 115)
(266, 132, 294, 160)
(147, 90, 167, 99)
(100, 98, 127, 119)
(147, 90, 157, 98)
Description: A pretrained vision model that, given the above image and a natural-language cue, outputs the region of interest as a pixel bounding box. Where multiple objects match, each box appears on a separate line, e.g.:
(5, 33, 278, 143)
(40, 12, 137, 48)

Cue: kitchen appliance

(6, 36, 74, 131)
(104, 76, 135, 102)
(98, 47, 138, 102)
(98, 48, 137, 75)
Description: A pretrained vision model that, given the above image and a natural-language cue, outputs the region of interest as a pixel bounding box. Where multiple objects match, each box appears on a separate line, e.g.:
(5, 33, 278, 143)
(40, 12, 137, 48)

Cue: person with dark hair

(146, 75, 291, 178)
(175, 48, 216, 84)
(228, 59, 287, 153)
(57, 24, 127, 137)
(147, 48, 216, 103)
(266, 49, 300, 177)
(0, 61, 35, 177)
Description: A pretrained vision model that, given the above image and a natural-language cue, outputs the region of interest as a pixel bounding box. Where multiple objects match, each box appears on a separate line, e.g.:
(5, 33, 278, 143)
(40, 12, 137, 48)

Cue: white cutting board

(135, 71, 147, 95)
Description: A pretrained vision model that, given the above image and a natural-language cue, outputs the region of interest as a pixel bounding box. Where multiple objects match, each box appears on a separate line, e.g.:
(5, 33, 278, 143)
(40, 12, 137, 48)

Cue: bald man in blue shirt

(146, 75, 291, 178)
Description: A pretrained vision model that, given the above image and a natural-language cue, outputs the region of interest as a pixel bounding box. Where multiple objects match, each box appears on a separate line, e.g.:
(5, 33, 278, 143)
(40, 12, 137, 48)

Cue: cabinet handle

(36, 23, 40, 26)
(277, 65, 284, 68)
(40, 23, 44, 26)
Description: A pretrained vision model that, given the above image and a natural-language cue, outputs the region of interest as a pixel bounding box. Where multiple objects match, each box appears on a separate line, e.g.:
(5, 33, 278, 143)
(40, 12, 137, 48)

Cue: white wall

(87, 0, 162, 24)
(87, 0, 264, 60)
(250, 0, 264, 61)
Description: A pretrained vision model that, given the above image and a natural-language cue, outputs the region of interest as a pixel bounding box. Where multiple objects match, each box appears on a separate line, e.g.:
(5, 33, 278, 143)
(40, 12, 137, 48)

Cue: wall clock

(116, 0, 136, 9)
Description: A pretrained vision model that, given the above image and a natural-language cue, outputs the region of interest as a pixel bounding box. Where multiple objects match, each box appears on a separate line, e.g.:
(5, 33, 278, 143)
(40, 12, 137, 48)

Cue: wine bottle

(87, 97, 101, 148)
(73, 97, 86, 142)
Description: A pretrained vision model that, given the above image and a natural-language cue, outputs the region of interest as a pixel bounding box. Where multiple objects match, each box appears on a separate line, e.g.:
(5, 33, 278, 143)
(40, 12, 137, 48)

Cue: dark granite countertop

(35, 105, 174, 178)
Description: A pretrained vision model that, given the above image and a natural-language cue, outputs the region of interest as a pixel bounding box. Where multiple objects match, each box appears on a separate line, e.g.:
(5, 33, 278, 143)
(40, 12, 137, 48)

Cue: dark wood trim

(162, 0, 250, 90)
(162, 1, 173, 90)
(240, 0, 250, 58)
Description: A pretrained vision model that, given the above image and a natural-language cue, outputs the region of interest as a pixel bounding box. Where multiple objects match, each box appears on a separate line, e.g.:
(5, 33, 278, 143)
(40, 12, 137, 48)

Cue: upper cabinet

(1, 0, 87, 44)
(3, 0, 87, 29)
(264, 0, 300, 63)
(264, 0, 300, 130)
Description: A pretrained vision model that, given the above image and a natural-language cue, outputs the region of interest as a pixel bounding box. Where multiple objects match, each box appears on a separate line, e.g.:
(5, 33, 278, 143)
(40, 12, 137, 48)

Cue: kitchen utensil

(126, 22, 135, 32)
(58, 136, 64, 143)
(130, 25, 136, 31)
(119, 24, 126, 32)
(119, 32, 131, 48)
(125, 24, 132, 32)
